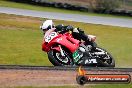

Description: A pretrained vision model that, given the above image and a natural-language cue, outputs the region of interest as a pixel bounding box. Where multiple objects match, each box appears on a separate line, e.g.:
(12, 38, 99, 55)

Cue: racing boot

(78, 31, 97, 51)
(86, 41, 97, 51)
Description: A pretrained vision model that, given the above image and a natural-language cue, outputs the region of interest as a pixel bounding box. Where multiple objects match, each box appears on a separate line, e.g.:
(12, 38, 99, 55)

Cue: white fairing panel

(45, 32, 58, 43)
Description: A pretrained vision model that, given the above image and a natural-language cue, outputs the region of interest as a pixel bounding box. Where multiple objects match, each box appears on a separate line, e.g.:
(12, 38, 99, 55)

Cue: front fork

(58, 45, 75, 65)
(58, 45, 65, 57)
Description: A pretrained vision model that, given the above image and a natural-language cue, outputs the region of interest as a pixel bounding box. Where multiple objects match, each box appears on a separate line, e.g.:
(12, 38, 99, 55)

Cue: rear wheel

(48, 49, 73, 66)
(95, 47, 115, 67)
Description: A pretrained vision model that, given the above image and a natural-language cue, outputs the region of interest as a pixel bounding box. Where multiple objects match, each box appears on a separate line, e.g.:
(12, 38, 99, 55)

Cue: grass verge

(3, 84, 132, 88)
(0, 13, 132, 67)
(0, 0, 132, 19)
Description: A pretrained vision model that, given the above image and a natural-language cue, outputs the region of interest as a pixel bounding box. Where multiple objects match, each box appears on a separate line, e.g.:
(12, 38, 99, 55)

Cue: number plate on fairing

(45, 32, 58, 43)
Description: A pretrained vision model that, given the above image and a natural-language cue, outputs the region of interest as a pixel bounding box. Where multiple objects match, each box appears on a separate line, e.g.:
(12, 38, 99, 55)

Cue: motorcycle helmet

(40, 20, 55, 31)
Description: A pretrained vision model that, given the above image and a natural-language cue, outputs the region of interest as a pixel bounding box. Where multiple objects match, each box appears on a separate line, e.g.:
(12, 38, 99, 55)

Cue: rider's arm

(72, 27, 89, 41)
(55, 25, 73, 33)
(55, 24, 64, 32)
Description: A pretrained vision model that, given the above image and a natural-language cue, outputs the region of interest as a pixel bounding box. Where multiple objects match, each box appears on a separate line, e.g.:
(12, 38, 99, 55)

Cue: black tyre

(48, 50, 73, 66)
(96, 47, 115, 67)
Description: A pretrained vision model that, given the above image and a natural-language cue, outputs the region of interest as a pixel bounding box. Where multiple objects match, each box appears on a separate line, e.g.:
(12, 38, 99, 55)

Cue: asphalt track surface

(0, 65, 132, 87)
(0, 7, 132, 28)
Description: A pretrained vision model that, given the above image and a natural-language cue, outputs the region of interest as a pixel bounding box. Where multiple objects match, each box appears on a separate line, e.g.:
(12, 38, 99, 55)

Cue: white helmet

(40, 20, 54, 31)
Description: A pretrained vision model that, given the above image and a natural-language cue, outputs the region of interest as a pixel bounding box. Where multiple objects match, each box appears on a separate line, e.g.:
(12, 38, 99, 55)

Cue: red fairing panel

(42, 42, 49, 52)
(42, 33, 80, 53)
(49, 35, 80, 53)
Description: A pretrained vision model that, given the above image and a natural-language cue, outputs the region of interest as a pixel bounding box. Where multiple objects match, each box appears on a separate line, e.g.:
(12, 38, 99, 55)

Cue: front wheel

(48, 50, 73, 66)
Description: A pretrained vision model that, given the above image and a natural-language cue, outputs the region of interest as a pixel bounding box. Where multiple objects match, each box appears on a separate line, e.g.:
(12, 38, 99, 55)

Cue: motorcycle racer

(40, 20, 98, 66)
(40, 20, 96, 51)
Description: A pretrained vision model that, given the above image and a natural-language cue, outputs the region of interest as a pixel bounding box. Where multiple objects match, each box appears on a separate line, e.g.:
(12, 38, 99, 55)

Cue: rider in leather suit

(40, 20, 97, 66)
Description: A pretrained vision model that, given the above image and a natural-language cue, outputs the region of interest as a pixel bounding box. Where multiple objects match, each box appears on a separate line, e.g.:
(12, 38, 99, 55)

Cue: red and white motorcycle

(42, 31, 115, 67)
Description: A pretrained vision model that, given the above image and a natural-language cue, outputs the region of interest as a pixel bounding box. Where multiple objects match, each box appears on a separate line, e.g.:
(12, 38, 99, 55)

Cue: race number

(45, 32, 58, 43)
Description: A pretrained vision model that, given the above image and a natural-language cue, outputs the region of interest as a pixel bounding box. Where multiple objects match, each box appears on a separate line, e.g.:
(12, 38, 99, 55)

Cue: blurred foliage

(88, 0, 120, 13)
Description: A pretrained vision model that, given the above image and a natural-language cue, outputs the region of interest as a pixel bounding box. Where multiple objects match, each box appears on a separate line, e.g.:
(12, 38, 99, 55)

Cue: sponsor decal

(76, 66, 131, 85)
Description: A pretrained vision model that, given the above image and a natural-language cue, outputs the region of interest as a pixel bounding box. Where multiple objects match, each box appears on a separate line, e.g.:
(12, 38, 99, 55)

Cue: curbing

(0, 65, 132, 72)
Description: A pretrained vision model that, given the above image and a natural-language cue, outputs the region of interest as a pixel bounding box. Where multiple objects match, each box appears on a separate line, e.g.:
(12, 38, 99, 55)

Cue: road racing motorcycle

(42, 31, 115, 67)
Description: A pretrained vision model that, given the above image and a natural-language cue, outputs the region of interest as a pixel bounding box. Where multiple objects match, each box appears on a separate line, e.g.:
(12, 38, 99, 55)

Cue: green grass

(0, 13, 132, 67)
(0, 0, 132, 19)
(92, 84, 132, 88)
(0, 14, 52, 66)
(3, 84, 132, 88)
(0, 29, 51, 65)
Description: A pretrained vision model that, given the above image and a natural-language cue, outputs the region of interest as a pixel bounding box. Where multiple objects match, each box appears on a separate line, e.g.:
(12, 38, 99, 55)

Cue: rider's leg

(75, 32, 97, 50)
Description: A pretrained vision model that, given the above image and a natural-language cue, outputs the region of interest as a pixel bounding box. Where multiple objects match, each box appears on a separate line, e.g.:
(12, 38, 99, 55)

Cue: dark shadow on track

(0, 65, 132, 72)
